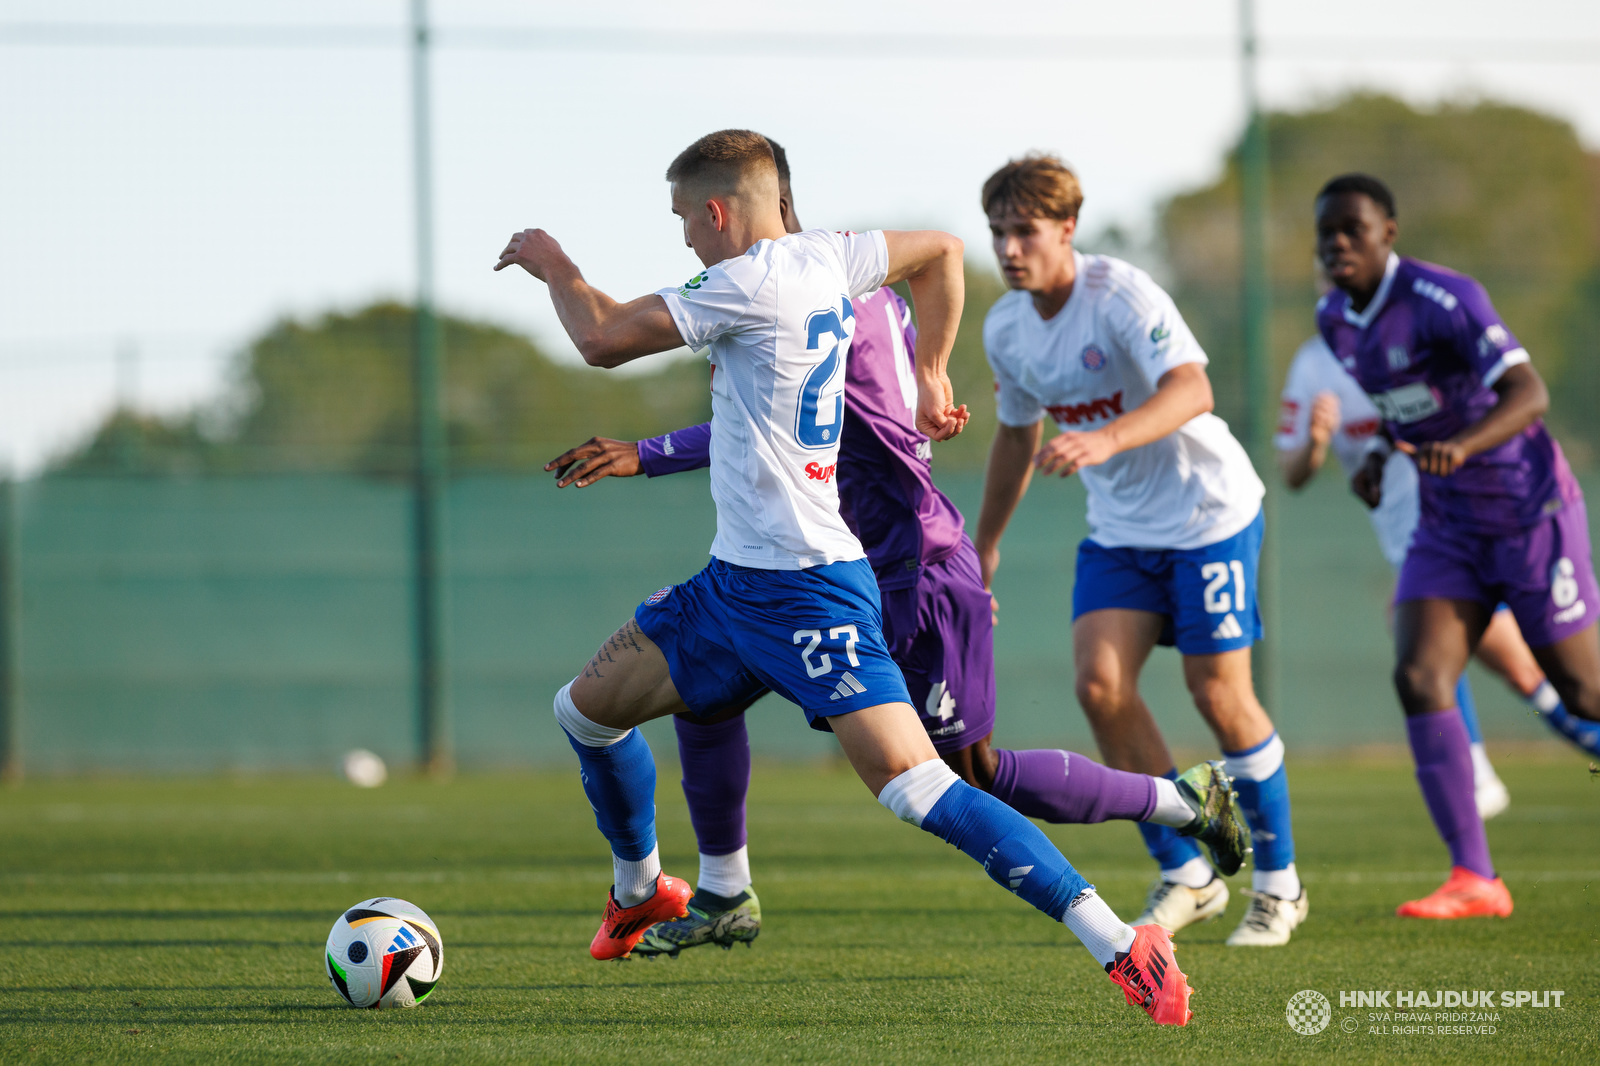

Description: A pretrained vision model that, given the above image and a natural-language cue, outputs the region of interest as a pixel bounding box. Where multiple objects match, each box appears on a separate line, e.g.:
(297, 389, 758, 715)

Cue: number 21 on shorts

(793, 626, 860, 678)
(1201, 560, 1248, 614)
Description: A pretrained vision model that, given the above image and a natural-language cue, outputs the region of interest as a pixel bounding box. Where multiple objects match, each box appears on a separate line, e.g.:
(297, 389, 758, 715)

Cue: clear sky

(3, 0, 1598, 472)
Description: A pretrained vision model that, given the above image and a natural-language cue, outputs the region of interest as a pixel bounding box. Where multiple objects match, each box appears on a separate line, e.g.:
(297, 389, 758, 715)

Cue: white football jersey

(657, 228, 888, 570)
(1276, 335, 1419, 569)
(985, 252, 1264, 550)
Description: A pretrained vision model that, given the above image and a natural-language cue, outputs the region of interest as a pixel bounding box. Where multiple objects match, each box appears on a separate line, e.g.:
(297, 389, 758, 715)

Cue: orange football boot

(1106, 924, 1193, 1025)
(1396, 867, 1513, 919)
(590, 872, 693, 960)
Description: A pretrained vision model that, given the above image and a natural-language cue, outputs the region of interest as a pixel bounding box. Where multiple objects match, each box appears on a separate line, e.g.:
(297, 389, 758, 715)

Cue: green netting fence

(0, 469, 1575, 775)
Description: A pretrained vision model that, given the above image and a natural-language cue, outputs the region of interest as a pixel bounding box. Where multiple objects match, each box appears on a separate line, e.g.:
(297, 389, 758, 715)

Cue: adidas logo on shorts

(829, 671, 867, 701)
(1210, 613, 1244, 640)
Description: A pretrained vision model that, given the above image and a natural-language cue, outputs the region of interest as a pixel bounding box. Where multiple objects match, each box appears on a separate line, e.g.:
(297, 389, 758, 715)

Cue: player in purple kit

(1315, 173, 1600, 919)
(546, 139, 1250, 959)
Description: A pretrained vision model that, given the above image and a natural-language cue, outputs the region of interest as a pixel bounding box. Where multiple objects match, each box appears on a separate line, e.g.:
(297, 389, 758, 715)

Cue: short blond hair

(666, 129, 778, 196)
(982, 154, 1084, 221)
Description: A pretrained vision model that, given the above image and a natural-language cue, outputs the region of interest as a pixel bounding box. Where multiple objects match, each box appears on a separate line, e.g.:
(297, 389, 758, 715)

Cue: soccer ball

(324, 897, 443, 1009)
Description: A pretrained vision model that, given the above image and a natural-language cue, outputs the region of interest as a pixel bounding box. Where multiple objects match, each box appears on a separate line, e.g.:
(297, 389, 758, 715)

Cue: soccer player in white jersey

(974, 155, 1305, 947)
(496, 131, 1193, 1023)
(1278, 334, 1600, 785)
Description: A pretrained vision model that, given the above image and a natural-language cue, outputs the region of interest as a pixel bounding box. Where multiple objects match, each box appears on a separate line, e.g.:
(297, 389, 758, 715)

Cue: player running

(545, 139, 1250, 959)
(499, 130, 1192, 1023)
(1314, 173, 1600, 919)
(1279, 333, 1600, 809)
(1278, 333, 1512, 817)
(974, 155, 1305, 946)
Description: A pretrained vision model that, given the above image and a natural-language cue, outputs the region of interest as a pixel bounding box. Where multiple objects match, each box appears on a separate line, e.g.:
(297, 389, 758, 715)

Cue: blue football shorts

(634, 556, 911, 730)
(1072, 509, 1264, 655)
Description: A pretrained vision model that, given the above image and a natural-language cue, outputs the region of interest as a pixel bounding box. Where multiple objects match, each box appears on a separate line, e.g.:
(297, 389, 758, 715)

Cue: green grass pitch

(0, 753, 1595, 1064)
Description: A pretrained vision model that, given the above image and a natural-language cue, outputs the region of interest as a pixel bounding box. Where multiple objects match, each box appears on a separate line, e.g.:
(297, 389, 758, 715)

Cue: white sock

(1528, 680, 1561, 714)
(697, 847, 751, 898)
(1147, 777, 1195, 828)
(1161, 855, 1214, 889)
(613, 844, 661, 908)
(1063, 889, 1138, 967)
(1469, 742, 1502, 786)
(554, 681, 631, 748)
(1253, 862, 1300, 900)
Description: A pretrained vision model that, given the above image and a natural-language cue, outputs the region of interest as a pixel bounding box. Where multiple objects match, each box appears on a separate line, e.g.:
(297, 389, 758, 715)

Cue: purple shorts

(880, 538, 997, 755)
(1396, 494, 1600, 648)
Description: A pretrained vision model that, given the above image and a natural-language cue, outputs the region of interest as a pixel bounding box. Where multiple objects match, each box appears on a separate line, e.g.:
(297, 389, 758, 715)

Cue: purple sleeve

(637, 422, 712, 477)
(1445, 276, 1527, 387)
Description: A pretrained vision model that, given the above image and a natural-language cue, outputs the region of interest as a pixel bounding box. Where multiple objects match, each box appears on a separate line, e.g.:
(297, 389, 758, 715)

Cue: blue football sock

(1455, 675, 1484, 745)
(1537, 691, 1600, 757)
(1223, 732, 1296, 873)
(562, 726, 658, 862)
(922, 780, 1089, 921)
(1136, 769, 1204, 871)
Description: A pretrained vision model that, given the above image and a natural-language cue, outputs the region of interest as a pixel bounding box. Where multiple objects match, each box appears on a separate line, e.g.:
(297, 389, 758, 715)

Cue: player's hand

(545, 437, 642, 487)
(1309, 391, 1341, 446)
(916, 374, 969, 442)
(1351, 450, 1385, 509)
(1033, 429, 1116, 477)
(1396, 438, 1469, 477)
(494, 228, 567, 281)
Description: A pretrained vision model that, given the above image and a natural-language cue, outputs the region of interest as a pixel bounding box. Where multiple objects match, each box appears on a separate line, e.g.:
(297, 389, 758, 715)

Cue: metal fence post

(0, 479, 22, 784)
(1239, 0, 1279, 714)
(411, 0, 452, 777)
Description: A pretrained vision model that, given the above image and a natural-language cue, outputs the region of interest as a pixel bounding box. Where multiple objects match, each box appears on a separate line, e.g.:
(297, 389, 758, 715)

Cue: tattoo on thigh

(581, 619, 647, 680)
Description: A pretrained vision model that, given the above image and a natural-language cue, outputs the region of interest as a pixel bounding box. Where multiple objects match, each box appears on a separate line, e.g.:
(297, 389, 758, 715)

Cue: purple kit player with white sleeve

(1315, 173, 1600, 920)
(545, 139, 1249, 960)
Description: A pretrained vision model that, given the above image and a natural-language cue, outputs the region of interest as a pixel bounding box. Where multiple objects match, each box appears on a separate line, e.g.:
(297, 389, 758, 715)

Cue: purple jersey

(1316, 254, 1575, 535)
(638, 287, 966, 590)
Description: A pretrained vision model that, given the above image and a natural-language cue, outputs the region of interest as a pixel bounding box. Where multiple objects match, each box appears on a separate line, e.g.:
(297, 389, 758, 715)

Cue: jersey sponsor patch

(1046, 390, 1124, 426)
(804, 461, 837, 483)
(646, 586, 673, 605)
(1368, 382, 1441, 424)
(676, 270, 710, 296)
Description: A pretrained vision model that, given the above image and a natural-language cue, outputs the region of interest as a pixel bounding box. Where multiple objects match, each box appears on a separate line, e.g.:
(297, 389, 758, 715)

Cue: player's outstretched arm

(544, 422, 714, 487)
(1034, 364, 1213, 477)
(882, 231, 968, 442)
(1399, 363, 1549, 476)
(495, 229, 684, 368)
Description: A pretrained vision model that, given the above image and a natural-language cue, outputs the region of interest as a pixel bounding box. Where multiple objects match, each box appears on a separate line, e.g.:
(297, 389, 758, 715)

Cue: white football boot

(1133, 875, 1229, 933)
(1225, 888, 1309, 946)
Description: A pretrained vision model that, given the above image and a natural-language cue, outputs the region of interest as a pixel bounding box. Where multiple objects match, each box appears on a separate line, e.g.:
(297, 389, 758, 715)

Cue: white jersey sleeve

(827, 229, 890, 299)
(656, 260, 763, 353)
(1103, 274, 1208, 388)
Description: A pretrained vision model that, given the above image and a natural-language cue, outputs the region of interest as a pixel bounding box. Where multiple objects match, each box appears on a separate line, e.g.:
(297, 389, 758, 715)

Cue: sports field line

(1, 867, 1595, 887)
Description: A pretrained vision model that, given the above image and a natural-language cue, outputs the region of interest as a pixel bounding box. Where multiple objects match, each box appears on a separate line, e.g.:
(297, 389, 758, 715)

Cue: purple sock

(1406, 709, 1494, 879)
(990, 748, 1157, 824)
(674, 714, 750, 856)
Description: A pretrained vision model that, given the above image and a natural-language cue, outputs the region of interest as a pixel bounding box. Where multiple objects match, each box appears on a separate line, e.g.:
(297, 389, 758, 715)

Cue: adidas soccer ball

(324, 897, 443, 1009)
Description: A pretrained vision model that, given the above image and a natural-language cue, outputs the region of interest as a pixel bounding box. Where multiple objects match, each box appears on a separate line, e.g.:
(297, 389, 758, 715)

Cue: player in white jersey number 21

(496, 130, 1193, 1024)
(974, 155, 1305, 947)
